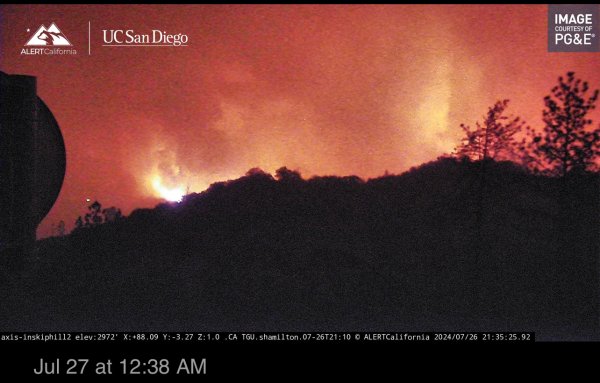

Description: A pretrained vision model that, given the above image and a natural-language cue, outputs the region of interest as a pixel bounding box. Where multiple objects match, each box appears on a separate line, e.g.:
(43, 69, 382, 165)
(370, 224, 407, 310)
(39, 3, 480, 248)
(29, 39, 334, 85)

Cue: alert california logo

(21, 22, 77, 55)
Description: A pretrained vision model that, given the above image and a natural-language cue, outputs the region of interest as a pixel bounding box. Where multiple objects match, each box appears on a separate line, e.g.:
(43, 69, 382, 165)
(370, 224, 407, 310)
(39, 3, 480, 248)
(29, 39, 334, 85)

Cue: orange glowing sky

(1, 4, 599, 238)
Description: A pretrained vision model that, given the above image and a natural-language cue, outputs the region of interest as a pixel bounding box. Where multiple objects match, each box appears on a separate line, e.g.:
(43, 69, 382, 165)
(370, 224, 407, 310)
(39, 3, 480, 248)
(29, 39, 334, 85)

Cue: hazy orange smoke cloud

(118, 5, 493, 201)
(1, 5, 599, 237)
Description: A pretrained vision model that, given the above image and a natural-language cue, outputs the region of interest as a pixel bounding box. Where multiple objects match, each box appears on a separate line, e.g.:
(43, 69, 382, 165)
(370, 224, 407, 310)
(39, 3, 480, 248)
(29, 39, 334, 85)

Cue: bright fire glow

(151, 175, 185, 202)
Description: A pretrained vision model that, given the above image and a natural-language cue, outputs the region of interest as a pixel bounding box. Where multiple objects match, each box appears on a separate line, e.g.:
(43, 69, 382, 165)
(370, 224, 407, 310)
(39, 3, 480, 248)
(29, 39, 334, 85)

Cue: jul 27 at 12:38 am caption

(33, 358, 206, 375)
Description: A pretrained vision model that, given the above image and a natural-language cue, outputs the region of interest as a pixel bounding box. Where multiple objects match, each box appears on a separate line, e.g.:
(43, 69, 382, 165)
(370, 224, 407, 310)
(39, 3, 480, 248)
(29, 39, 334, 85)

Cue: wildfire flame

(151, 174, 185, 202)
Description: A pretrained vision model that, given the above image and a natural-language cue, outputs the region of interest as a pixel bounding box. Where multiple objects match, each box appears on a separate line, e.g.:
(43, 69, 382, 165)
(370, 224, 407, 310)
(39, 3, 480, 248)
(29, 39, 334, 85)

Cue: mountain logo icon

(25, 23, 73, 46)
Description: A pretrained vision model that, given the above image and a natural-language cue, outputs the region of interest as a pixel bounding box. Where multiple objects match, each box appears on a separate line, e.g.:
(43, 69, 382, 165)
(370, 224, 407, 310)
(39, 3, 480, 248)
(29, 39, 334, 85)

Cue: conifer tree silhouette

(525, 72, 600, 176)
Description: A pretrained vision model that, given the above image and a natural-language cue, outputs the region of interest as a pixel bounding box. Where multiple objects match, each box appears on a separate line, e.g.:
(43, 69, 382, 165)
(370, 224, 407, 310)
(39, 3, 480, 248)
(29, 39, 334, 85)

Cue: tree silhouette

(245, 167, 270, 177)
(525, 72, 600, 176)
(455, 100, 526, 162)
(57, 220, 66, 236)
(102, 206, 122, 223)
(275, 166, 302, 182)
(86, 201, 103, 227)
(454, 101, 528, 312)
(74, 201, 122, 231)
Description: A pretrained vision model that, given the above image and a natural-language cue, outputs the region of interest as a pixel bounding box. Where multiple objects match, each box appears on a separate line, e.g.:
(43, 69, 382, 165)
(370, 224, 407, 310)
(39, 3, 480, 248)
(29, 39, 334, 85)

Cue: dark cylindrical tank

(1, 71, 66, 274)
(1, 73, 38, 265)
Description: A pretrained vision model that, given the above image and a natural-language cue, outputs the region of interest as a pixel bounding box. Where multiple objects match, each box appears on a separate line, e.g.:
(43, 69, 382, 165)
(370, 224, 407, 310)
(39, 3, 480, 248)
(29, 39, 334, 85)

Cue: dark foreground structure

(0, 71, 66, 276)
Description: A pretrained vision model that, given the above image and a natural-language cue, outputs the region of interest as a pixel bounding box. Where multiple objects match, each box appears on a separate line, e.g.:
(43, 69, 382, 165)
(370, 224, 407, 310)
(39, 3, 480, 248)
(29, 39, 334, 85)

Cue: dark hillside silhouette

(1, 158, 598, 340)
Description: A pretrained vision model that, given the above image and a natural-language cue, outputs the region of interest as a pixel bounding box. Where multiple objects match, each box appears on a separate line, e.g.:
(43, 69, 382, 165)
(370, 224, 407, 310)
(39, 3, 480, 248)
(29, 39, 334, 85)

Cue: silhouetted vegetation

(524, 72, 600, 176)
(57, 220, 66, 236)
(74, 201, 122, 231)
(1, 158, 598, 340)
(455, 100, 527, 162)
